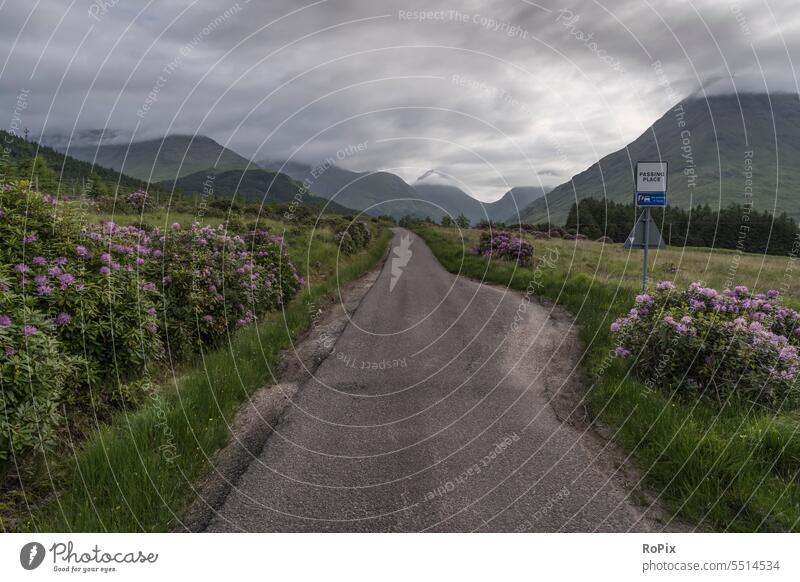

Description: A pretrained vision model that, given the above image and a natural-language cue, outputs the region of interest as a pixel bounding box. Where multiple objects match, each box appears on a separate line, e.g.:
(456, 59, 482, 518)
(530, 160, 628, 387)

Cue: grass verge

(415, 226, 800, 532)
(21, 226, 391, 532)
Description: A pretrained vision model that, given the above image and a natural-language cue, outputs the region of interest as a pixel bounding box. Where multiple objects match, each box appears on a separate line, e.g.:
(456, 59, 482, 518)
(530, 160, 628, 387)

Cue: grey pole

(642, 208, 650, 293)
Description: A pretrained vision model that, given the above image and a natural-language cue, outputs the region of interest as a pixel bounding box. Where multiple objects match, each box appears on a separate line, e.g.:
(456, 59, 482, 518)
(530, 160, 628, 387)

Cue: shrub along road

(204, 229, 671, 532)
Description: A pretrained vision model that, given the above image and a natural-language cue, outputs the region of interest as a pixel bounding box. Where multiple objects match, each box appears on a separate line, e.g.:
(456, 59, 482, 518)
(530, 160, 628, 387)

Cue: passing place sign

(635, 161, 668, 193)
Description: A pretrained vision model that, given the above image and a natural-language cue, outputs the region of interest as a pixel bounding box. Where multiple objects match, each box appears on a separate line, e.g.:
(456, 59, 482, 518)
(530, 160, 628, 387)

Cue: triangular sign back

(624, 212, 666, 249)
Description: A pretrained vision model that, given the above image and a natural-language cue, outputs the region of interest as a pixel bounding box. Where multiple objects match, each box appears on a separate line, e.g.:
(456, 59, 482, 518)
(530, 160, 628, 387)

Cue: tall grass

(417, 226, 800, 532)
(24, 227, 391, 532)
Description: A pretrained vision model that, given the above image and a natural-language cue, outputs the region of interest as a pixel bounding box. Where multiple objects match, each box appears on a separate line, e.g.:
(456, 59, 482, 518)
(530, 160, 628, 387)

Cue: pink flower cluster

(474, 231, 533, 264)
(609, 281, 800, 404)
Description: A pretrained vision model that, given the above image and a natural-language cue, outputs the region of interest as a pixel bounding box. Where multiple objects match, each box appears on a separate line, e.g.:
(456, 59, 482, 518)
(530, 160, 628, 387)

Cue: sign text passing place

(635, 161, 668, 193)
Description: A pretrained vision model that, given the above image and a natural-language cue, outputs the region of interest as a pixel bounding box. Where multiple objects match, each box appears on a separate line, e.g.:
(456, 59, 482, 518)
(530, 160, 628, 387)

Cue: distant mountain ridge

(261, 159, 546, 222)
(519, 93, 800, 224)
(160, 168, 353, 214)
(47, 134, 252, 182)
(42, 129, 551, 222)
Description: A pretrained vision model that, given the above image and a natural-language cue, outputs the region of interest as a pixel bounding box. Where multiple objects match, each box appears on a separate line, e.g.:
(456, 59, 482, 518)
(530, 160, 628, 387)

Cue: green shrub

(0, 289, 82, 472)
(0, 181, 302, 472)
(143, 223, 301, 355)
(0, 187, 163, 391)
(474, 231, 533, 265)
(611, 282, 800, 408)
(336, 221, 372, 255)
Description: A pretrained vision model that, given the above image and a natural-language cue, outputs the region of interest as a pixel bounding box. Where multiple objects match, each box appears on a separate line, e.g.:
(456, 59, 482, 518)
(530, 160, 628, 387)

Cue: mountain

(412, 182, 482, 221)
(260, 159, 434, 219)
(0, 130, 159, 197)
(263, 161, 547, 223)
(493, 187, 546, 222)
(519, 93, 800, 224)
(49, 134, 252, 182)
(161, 168, 354, 214)
(411, 183, 541, 223)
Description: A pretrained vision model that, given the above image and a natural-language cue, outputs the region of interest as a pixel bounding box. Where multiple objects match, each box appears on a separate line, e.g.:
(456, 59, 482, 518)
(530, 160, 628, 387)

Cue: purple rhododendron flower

(0, 315, 11, 327)
(55, 312, 72, 326)
(99, 266, 111, 275)
(32, 256, 47, 266)
(23, 325, 38, 336)
(614, 346, 631, 358)
(58, 273, 76, 288)
(15, 263, 29, 273)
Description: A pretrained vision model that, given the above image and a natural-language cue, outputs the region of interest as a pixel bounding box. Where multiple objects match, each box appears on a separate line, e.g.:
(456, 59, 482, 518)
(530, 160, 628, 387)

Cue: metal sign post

(642, 207, 650, 293)
(630, 161, 668, 292)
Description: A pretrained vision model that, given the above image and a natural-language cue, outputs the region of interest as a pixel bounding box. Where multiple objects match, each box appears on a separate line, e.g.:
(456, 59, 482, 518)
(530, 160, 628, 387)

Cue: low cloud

(1, 0, 797, 201)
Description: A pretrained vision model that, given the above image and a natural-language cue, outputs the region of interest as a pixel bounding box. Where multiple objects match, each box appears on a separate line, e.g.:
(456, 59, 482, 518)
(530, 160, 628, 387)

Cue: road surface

(202, 228, 666, 532)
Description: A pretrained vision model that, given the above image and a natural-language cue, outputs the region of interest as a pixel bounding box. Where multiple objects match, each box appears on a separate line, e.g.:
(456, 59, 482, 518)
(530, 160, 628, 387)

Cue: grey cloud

(1, 0, 798, 201)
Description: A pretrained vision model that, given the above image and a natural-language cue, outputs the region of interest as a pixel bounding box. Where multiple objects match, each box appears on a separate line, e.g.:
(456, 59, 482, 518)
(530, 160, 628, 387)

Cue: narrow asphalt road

(204, 228, 665, 532)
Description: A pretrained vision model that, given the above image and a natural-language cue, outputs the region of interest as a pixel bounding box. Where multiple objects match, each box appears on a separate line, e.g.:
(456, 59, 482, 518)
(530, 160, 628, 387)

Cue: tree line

(563, 198, 799, 255)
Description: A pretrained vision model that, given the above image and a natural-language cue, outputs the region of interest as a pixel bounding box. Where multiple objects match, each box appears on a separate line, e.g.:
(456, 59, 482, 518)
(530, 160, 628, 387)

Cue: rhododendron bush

(148, 223, 301, 355)
(0, 182, 301, 467)
(336, 220, 372, 255)
(611, 281, 800, 407)
(474, 231, 533, 264)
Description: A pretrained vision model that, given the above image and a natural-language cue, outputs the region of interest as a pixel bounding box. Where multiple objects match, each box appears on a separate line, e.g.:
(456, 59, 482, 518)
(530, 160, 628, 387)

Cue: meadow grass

(545, 236, 799, 306)
(416, 226, 800, 532)
(83, 210, 227, 229)
(23, 225, 391, 532)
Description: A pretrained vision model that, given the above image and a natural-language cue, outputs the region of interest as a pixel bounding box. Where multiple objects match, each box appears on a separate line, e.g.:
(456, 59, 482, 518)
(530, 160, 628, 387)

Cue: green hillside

(63, 134, 252, 182)
(163, 168, 355, 214)
(520, 93, 800, 224)
(0, 130, 157, 197)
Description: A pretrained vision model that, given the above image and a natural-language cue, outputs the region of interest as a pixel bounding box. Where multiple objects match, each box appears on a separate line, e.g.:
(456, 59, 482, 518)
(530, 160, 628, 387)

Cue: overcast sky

(1, 0, 798, 201)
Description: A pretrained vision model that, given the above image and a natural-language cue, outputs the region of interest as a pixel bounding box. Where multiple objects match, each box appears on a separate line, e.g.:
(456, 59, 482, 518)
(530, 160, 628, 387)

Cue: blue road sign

(636, 192, 667, 207)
